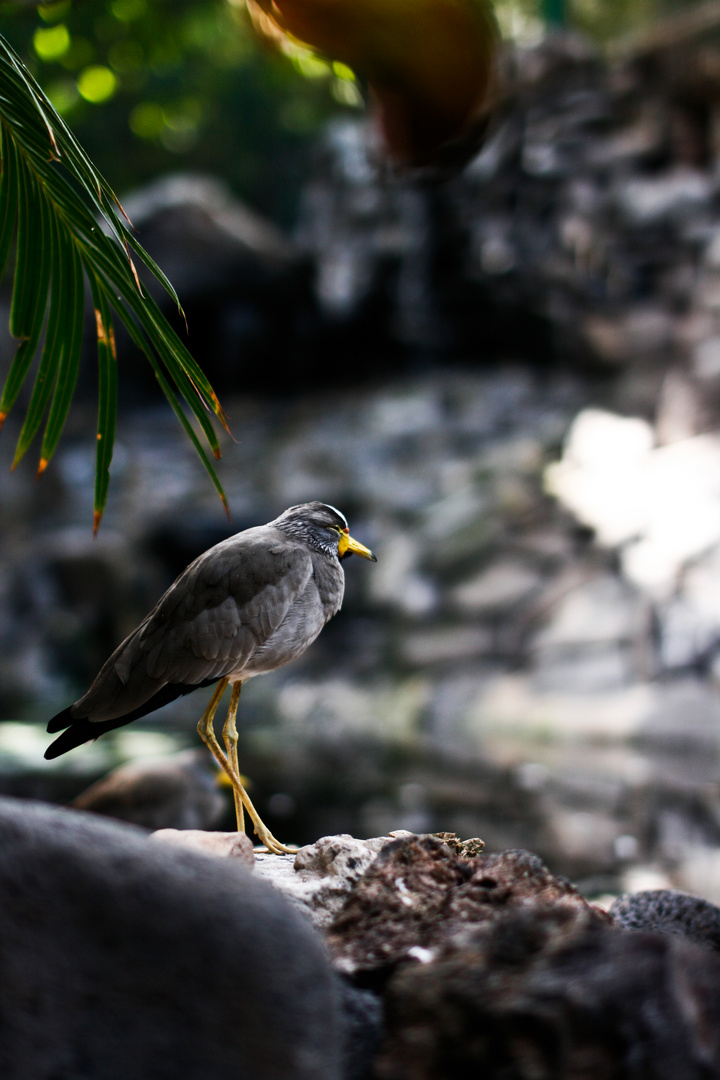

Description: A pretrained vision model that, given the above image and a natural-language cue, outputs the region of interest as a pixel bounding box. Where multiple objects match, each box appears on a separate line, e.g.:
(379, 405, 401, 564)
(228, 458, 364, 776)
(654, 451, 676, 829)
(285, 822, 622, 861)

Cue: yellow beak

(338, 530, 377, 561)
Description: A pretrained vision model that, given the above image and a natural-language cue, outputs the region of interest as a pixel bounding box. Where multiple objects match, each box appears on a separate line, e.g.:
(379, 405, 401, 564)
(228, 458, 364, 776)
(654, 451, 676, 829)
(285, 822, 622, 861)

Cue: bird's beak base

(338, 530, 377, 561)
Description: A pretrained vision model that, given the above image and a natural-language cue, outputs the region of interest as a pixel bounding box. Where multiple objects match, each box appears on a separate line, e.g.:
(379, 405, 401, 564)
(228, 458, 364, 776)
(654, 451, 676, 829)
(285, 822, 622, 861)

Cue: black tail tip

(46, 705, 74, 736)
(44, 724, 89, 760)
(45, 706, 82, 759)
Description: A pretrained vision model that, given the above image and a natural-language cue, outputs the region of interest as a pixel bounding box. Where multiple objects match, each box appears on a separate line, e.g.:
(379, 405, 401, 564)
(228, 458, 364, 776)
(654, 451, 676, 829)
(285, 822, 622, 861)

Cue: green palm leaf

(86, 270, 118, 535)
(0, 34, 230, 531)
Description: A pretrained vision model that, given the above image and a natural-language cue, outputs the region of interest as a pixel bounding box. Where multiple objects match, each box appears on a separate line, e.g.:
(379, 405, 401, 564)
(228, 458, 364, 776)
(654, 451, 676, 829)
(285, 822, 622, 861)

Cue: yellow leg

(197, 679, 296, 856)
(222, 682, 245, 834)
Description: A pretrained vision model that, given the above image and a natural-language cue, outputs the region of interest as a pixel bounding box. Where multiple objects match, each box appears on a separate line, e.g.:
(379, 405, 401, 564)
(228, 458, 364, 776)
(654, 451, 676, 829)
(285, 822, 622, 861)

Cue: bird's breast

(235, 557, 344, 679)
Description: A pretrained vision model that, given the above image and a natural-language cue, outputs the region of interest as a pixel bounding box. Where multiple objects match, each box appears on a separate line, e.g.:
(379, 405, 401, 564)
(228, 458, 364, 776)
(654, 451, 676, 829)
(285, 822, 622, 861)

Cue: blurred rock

(91, 173, 329, 399)
(546, 412, 720, 597)
(0, 797, 341, 1080)
(531, 572, 649, 693)
(286, 29, 720, 386)
(398, 625, 495, 667)
(121, 173, 298, 296)
(611, 888, 720, 953)
(614, 169, 712, 227)
(674, 848, 720, 909)
(151, 828, 255, 864)
(375, 908, 720, 1080)
(450, 559, 543, 614)
(71, 750, 227, 831)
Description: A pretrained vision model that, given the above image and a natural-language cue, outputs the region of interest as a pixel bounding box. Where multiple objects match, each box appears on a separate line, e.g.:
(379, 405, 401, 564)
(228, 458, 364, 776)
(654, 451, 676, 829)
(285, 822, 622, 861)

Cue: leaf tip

(211, 393, 234, 438)
(0, 411, 6, 435)
(93, 509, 103, 536)
(36, 458, 49, 480)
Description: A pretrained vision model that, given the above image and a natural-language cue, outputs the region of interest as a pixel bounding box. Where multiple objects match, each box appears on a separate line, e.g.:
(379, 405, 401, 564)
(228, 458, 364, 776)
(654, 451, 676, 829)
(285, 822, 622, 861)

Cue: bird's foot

(252, 826, 298, 856)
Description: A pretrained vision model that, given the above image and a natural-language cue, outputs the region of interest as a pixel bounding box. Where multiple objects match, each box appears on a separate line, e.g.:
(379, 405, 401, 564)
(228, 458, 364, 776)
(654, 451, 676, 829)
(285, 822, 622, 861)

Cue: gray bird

(45, 502, 377, 853)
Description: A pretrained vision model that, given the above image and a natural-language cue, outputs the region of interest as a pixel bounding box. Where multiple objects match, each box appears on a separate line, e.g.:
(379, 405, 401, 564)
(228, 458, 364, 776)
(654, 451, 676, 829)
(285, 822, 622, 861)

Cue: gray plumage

(46, 502, 375, 760)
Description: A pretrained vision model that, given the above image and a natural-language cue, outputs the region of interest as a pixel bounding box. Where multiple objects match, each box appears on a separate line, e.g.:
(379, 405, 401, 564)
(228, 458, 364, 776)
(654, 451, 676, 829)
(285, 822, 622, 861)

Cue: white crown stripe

(323, 503, 348, 529)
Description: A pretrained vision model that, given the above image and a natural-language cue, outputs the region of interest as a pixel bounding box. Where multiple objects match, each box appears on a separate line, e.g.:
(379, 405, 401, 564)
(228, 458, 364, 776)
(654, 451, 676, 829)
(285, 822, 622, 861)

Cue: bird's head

(274, 502, 377, 562)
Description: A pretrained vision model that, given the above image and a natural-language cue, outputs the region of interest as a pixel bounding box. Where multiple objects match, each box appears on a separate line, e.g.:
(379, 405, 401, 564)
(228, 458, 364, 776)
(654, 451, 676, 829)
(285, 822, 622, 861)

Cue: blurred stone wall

(3, 27, 720, 898)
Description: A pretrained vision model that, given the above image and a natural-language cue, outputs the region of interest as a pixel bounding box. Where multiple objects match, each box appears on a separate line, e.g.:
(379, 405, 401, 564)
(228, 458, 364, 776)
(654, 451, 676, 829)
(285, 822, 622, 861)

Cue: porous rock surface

(375, 907, 720, 1080)
(251, 831, 720, 1078)
(326, 833, 609, 976)
(253, 831, 414, 929)
(611, 887, 720, 953)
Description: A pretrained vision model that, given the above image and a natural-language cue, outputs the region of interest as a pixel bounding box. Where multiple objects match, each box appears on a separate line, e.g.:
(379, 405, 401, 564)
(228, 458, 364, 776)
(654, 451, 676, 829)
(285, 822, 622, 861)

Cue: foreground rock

(251, 832, 720, 1078)
(0, 797, 341, 1080)
(327, 835, 609, 977)
(253, 831, 414, 929)
(4, 804, 720, 1079)
(376, 908, 720, 1079)
(151, 826, 255, 864)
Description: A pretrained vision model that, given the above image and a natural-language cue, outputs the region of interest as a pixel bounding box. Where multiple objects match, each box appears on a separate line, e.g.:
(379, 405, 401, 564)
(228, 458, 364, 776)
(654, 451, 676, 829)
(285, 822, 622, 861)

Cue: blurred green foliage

(500, 0, 706, 43)
(0, 0, 358, 223)
(0, 0, 709, 224)
(0, 32, 230, 524)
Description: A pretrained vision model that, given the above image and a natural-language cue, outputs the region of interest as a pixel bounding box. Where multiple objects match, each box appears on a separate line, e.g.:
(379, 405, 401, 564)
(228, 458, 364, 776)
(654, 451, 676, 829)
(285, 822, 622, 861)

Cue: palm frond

(0, 35, 229, 531)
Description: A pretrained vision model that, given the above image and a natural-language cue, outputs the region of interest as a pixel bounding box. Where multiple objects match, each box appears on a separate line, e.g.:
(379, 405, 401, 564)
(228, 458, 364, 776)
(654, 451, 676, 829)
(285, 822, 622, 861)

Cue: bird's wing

(138, 534, 313, 682)
(74, 530, 313, 722)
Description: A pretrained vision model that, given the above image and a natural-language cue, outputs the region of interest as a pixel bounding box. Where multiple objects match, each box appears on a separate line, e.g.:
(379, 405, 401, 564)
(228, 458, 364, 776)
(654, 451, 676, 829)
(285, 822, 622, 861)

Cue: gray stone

(532, 573, 647, 649)
(531, 644, 638, 695)
(398, 626, 495, 668)
(120, 173, 298, 296)
(613, 169, 712, 227)
(150, 827, 255, 865)
(636, 678, 720, 753)
(254, 832, 411, 929)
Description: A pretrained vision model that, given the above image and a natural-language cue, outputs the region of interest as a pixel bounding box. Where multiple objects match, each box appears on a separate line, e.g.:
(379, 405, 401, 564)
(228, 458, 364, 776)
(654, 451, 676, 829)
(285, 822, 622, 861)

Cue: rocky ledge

(254, 829, 720, 1079)
(5, 795, 718, 1080)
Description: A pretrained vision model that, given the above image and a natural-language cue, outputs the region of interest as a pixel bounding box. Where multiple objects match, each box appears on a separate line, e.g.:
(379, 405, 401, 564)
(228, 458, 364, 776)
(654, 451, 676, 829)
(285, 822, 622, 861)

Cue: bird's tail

(44, 679, 219, 760)
(46, 705, 74, 735)
(44, 715, 124, 759)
